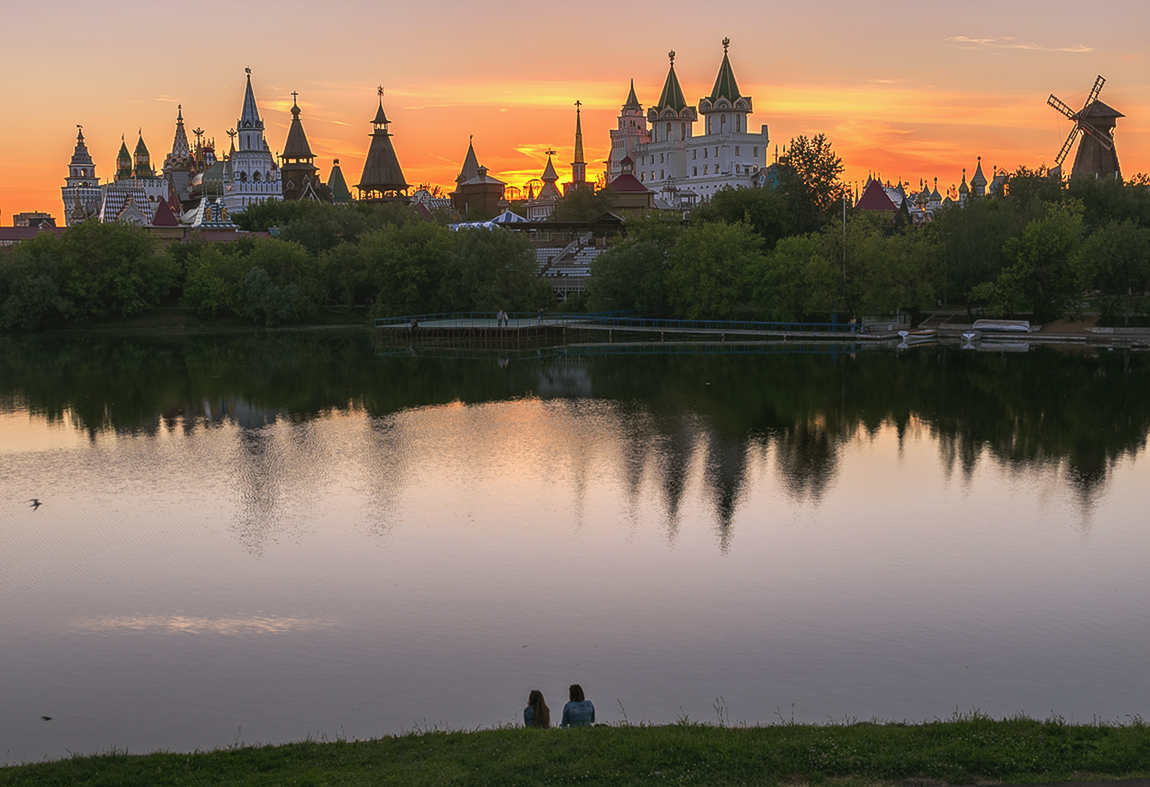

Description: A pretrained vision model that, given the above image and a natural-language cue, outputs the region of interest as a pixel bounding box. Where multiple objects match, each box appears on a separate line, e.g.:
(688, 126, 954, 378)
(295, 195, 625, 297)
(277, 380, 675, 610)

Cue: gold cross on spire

(669, 50, 676, 64)
(378, 86, 384, 98)
(723, 37, 730, 53)
(291, 90, 299, 104)
(575, 100, 581, 109)
(245, 67, 251, 76)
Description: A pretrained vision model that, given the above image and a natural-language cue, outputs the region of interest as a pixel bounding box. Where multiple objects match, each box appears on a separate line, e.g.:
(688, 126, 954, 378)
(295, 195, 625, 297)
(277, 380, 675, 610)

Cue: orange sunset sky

(1, 0, 1147, 223)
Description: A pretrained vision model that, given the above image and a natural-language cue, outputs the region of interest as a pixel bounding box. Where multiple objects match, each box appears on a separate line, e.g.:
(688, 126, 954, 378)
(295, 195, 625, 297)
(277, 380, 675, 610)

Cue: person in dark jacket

(560, 683, 595, 727)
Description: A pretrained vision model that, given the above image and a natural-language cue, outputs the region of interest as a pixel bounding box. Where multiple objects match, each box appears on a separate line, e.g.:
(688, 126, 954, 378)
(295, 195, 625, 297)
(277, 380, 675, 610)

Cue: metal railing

(375, 311, 852, 334)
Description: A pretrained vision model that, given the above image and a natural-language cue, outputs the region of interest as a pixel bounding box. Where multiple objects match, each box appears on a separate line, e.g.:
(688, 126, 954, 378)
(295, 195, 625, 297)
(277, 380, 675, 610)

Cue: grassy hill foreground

(3, 713, 1148, 787)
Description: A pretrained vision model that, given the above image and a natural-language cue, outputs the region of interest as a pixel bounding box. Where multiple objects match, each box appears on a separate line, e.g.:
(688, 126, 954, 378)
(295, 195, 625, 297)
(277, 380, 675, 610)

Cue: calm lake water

(2, 332, 1148, 763)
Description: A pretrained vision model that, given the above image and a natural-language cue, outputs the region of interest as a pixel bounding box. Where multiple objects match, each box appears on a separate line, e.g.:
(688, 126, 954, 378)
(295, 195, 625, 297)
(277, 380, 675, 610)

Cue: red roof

(151, 199, 179, 226)
(856, 179, 898, 212)
(606, 173, 649, 193)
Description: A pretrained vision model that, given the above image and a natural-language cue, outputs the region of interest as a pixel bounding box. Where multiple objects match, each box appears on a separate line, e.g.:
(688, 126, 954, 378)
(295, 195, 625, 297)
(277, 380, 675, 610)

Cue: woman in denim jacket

(560, 684, 595, 727)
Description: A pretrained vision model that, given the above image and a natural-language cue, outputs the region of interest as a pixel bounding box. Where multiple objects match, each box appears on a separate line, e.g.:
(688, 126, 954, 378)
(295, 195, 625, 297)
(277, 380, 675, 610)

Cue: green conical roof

(133, 133, 153, 177)
(116, 138, 133, 180)
(624, 79, 641, 109)
(327, 159, 352, 204)
(709, 40, 742, 102)
(656, 53, 688, 113)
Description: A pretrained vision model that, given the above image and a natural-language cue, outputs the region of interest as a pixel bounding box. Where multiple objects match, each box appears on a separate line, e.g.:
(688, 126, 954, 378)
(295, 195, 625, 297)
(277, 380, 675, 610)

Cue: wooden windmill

(1047, 75, 1123, 180)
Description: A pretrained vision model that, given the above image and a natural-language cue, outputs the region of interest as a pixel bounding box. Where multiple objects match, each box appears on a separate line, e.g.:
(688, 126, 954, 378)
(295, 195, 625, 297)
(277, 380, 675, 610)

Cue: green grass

(2, 713, 1147, 786)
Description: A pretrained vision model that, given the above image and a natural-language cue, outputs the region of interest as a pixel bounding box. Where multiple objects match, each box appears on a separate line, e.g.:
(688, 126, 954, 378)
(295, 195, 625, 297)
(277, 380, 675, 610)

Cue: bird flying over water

(29, 499, 42, 511)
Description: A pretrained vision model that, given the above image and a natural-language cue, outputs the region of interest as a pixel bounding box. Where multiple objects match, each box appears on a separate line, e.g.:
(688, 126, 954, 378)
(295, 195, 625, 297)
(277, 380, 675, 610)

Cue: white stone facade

(225, 72, 282, 213)
(630, 42, 769, 202)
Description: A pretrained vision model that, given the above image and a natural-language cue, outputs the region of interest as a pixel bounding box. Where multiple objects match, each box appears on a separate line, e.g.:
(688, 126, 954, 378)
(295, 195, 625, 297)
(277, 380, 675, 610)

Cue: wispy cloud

(946, 36, 1093, 53)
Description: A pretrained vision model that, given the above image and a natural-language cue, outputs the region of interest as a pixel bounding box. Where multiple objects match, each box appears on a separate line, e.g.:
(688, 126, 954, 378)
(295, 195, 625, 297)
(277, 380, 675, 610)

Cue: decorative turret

(163, 106, 198, 205)
(134, 131, 154, 178)
(699, 38, 753, 136)
(327, 159, 352, 205)
(624, 79, 641, 111)
(62, 126, 103, 226)
(238, 68, 265, 152)
(356, 87, 409, 202)
(115, 136, 133, 181)
(281, 92, 321, 201)
(971, 156, 987, 196)
(66, 126, 98, 186)
(456, 136, 480, 187)
(608, 80, 650, 184)
(226, 68, 282, 211)
(647, 50, 697, 143)
(168, 106, 191, 162)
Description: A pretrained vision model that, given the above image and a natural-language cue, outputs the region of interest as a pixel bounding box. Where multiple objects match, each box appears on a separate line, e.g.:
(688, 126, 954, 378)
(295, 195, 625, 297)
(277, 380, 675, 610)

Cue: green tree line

(3, 134, 1148, 331)
(588, 154, 1150, 324)
(0, 202, 552, 330)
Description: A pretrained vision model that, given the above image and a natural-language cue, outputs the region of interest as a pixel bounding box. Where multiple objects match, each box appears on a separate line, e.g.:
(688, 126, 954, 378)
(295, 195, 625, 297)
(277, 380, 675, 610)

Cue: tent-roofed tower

(115, 136, 133, 181)
(357, 87, 409, 202)
(565, 101, 589, 194)
(607, 79, 650, 184)
(163, 106, 198, 201)
(647, 50, 697, 141)
(455, 136, 481, 189)
(61, 126, 103, 225)
(327, 159, 352, 204)
(281, 92, 322, 201)
(698, 38, 752, 135)
(227, 68, 283, 212)
(134, 132, 155, 178)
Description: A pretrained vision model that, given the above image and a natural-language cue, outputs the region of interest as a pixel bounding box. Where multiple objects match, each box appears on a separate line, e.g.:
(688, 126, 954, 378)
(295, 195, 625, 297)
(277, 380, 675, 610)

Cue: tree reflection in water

(2, 333, 1147, 546)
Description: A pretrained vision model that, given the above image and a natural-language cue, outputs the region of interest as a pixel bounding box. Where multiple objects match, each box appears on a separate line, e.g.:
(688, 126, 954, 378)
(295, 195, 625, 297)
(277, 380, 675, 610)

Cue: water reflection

(2, 333, 1147, 532)
(3, 334, 1148, 762)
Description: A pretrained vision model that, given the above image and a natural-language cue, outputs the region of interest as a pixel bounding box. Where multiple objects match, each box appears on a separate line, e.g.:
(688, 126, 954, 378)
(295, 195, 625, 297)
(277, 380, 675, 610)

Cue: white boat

(972, 319, 1030, 333)
(962, 330, 982, 342)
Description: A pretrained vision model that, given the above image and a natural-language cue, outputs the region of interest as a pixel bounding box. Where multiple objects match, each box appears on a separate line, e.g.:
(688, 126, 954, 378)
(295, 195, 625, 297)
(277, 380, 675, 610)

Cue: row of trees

(587, 150, 1150, 324)
(3, 134, 1148, 331)
(0, 207, 553, 330)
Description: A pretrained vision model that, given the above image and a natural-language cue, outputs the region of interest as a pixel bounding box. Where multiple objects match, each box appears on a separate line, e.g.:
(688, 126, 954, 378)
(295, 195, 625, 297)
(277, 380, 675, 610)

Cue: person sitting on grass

(560, 683, 595, 727)
(523, 689, 551, 729)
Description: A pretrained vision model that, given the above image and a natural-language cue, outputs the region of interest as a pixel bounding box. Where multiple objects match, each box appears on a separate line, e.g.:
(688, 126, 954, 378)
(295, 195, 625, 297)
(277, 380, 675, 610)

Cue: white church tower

(227, 68, 282, 213)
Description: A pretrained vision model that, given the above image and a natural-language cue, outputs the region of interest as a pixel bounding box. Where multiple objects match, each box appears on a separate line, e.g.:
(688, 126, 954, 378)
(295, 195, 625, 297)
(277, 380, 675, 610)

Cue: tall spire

(456, 135, 480, 185)
(134, 131, 154, 178)
(116, 135, 133, 181)
(656, 50, 688, 113)
(573, 102, 584, 164)
(708, 37, 743, 102)
(357, 86, 409, 201)
(170, 105, 191, 159)
(282, 92, 315, 162)
(624, 78, 641, 110)
(570, 101, 587, 188)
(240, 67, 261, 127)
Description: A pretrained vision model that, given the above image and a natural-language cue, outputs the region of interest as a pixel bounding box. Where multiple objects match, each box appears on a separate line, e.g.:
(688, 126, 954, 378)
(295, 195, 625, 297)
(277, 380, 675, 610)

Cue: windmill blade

(1055, 126, 1080, 166)
(1047, 94, 1077, 120)
(1083, 75, 1105, 110)
(1077, 119, 1115, 151)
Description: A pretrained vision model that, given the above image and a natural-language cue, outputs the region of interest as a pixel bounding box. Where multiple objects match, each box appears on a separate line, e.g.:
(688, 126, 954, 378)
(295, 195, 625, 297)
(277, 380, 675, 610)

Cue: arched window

(721, 114, 727, 131)
(736, 116, 741, 132)
(680, 123, 685, 139)
(240, 171, 247, 182)
(666, 122, 671, 137)
(253, 171, 261, 182)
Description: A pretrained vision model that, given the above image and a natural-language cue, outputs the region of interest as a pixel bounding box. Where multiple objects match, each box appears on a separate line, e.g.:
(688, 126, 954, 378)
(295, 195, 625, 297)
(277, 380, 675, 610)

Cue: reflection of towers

(702, 431, 750, 552)
(774, 420, 839, 501)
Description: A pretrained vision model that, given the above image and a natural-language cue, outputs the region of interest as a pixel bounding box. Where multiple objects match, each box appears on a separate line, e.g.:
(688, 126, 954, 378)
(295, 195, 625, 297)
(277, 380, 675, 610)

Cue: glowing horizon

(1, 0, 1147, 222)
